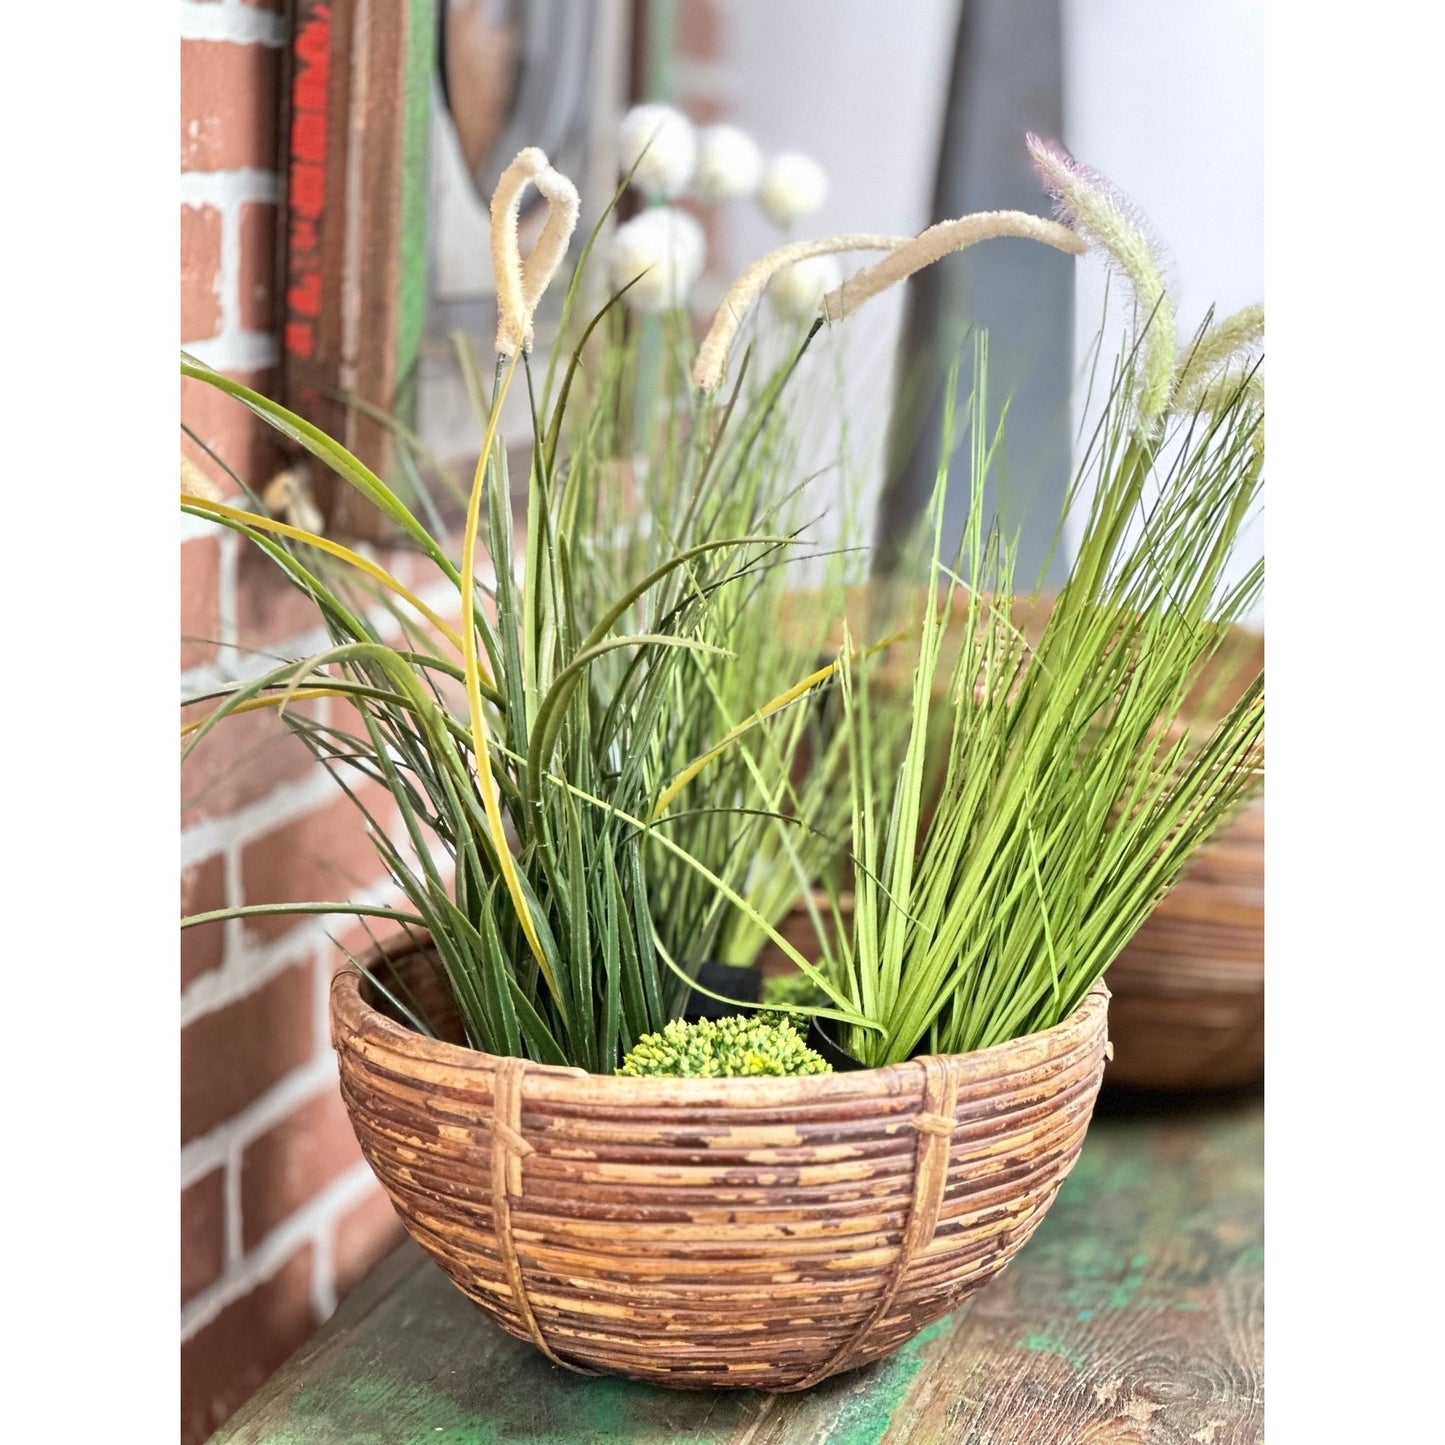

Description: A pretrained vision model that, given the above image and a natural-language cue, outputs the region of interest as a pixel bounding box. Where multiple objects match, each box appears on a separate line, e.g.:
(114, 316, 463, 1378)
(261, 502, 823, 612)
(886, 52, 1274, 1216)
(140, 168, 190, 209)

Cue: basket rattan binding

(331, 935, 1110, 1391)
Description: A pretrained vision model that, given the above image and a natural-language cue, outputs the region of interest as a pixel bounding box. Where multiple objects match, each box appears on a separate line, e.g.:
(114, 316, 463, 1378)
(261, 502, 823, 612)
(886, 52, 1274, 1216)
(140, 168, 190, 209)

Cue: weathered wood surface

(215, 1091, 1262, 1444)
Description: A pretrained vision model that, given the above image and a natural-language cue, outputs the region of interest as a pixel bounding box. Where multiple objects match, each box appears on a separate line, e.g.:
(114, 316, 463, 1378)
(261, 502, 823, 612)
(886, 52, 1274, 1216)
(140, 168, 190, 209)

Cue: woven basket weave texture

(1103, 795, 1263, 1089)
(331, 941, 1109, 1390)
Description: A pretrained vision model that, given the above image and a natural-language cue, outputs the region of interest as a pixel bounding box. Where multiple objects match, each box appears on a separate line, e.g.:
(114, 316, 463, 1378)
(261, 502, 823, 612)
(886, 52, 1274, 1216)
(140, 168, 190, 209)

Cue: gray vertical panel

(876, 0, 1073, 588)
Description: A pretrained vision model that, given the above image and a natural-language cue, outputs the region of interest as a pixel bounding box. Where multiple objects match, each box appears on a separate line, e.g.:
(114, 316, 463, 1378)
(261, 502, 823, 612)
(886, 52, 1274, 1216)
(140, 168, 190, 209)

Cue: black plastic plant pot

(682, 961, 763, 1023)
(807, 1014, 867, 1072)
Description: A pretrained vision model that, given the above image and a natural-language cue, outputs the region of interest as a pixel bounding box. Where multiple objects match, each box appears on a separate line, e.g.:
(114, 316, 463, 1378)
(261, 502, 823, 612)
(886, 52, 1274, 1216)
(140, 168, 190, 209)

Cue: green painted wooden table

(215, 1091, 1263, 1444)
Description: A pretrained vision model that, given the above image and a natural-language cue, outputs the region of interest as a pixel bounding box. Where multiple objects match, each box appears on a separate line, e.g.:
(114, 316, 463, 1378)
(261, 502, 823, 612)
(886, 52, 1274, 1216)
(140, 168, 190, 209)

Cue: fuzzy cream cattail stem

(820, 212, 1086, 323)
(693, 235, 908, 392)
(1177, 366, 1265, 478)
(490, 147, 581, 357)
(1192, 367, 1263, 411)
(1173, 303, 1264, 410)
(1026, 134, 1176, 422)
(521, 167, 581, 311)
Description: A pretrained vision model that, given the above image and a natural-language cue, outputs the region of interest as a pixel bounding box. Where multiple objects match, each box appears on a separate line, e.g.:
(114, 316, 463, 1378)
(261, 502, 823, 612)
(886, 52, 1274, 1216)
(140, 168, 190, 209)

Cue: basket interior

(358, 943, 470, 1046)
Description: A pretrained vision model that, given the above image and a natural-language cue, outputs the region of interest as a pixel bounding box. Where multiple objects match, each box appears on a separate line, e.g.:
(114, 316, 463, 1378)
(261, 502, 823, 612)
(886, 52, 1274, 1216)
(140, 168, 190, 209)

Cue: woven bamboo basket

(331, 934, 1110, 1390)
(1101, 623, 1264, 1091)
(1101, 795, 1263, 1089)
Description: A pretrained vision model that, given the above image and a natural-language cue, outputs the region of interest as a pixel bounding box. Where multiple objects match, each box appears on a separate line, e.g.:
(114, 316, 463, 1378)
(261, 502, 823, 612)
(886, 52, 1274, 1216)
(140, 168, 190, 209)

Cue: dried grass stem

(492, 147, 582, 356)
(693, 235, 908, 392)
(822, 212, 1086, 323)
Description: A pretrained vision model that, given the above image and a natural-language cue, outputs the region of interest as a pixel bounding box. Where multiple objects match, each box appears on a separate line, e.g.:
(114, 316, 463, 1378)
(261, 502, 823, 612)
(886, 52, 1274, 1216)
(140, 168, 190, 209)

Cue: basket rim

(331, 930, 1111, 1103)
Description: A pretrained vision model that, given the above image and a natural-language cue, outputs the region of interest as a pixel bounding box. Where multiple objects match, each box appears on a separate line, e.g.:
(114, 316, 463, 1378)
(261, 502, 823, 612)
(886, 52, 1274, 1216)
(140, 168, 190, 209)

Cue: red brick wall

(180, 5, 404, 1442)
(670, 0, 735, 308)
(180, 5, 734, 1440)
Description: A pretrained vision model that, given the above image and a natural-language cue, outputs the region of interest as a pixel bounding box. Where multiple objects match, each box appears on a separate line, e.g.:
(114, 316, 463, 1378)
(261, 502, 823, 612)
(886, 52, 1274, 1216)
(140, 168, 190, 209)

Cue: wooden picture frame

(280, 0, 435, 539)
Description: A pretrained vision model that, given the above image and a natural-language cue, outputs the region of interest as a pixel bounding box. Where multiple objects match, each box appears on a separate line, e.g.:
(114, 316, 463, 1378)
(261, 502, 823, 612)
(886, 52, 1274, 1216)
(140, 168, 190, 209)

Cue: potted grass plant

(745, 137, 1266, 1086)
(181, 135, 1261, 1389)
(531, 242, 892, 1006)
(772, 602, 1266, 1091)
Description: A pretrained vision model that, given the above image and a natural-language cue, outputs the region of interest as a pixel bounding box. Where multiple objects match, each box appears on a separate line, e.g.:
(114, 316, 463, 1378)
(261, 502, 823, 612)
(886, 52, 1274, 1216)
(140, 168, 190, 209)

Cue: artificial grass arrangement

(182, 131, 1263, 1082)
(181, 124, 1262, 1390)
(784, 313, 1264, 1066)
(182, 146, 898, 1075)
(546, 225, 886, 980)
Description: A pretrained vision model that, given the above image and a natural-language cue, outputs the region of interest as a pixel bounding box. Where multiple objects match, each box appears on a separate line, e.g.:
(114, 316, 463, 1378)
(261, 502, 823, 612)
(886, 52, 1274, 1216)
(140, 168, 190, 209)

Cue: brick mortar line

(184, 331, 281, 375)
(182, 1052, 339, 1190)
(179, 168, 281, 208)
(181, 867, 404, 1026)
(217, 613, 408, 686)
(182, 1160, 379, 1340)
(218, 517, 239, 654)
(181, 750, 343, 865)
(179, 0, 287, 47)
(180, 571, 475, 864)
(189, 568, 475, 694)
(217, 181, 243, 339)
(309, 931, 352, 1316)
(313, 934, 337, 1068)
(222, 840, 246, 1035)
(224, 1130, 244, 1271)
(185, 824, 456, 1028)
(312, 1214, 339, 1323)
(178, 164, 278, 372)
(179, 644, 306, 702)
(179, 705, 407, 864)
(180, 510, 224, 545)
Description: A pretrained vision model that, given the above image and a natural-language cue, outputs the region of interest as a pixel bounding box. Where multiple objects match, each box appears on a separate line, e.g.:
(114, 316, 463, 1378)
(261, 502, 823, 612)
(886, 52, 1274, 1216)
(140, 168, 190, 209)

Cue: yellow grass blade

(183, 495, 470, 659)
(180, 685, 346, 737)
(459, 356, 559, 997)
(649, 629, 912, 823)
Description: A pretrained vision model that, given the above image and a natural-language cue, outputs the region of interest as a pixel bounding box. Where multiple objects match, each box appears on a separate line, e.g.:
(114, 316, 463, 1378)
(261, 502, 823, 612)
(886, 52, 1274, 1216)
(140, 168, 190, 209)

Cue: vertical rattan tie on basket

(480, 1053, 963, 1386)
(783, 1053, 960, 1390)
(488, 1056, 597, 1375)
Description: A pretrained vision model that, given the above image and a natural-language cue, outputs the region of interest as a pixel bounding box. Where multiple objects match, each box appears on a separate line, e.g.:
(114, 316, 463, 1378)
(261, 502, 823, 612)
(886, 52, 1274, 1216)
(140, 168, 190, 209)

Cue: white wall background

(1061, 0, 1265, 614)
(719, 0, 961, 542)
(1062, 0, 1264, 347)
(417, 0, 1264, 604)
(714, 0, 1264, 605)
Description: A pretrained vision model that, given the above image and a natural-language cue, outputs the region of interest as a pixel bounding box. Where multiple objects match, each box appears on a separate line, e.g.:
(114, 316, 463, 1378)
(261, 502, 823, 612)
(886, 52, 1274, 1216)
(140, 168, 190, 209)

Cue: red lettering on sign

(288, 272, 323, 318)
(285, 320, 316, 360)
(290, 160, 325, 218)
(285, 5, 335, 377)
(295, 6, 331, 71)
(294, 8, 332, 113)
(292, 110, 328, 166)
